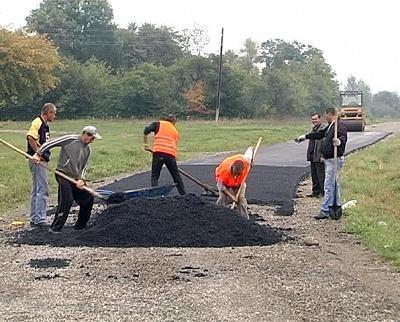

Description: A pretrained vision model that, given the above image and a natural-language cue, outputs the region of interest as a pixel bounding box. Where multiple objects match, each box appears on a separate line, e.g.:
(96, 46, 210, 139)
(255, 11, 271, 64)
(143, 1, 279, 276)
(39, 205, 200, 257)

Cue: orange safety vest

(153, 120, 179, 157)
(215, 154, 250, 188)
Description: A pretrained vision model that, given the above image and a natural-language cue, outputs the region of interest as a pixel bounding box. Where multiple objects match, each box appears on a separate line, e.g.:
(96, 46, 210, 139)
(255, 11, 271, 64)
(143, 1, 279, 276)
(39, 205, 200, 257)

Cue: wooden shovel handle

(0, 138, 102, 199)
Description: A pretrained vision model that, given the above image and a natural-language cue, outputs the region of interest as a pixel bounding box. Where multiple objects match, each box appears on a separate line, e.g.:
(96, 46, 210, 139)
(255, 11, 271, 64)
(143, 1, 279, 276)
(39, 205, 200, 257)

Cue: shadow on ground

(13, 194, 284, 248)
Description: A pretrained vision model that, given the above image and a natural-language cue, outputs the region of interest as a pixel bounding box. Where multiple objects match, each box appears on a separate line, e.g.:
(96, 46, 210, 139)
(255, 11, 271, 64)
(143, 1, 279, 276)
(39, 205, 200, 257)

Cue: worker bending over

(33, 126, 101, 232)
(215, 147, 253, 219)
(143, 114, 186, 195)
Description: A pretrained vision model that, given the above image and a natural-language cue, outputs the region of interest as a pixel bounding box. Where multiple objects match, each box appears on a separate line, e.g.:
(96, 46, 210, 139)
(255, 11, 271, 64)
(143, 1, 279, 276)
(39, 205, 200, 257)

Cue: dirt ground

(0, 177, 399, 322)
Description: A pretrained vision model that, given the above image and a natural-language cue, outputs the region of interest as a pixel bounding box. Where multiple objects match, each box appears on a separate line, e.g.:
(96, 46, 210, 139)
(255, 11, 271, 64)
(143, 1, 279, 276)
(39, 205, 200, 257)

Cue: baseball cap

(82, 125, 102, 139)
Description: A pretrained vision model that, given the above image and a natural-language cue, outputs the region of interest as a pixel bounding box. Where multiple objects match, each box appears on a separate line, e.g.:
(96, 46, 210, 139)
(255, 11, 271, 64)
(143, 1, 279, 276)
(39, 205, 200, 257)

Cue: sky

(0, 0, 399, 93)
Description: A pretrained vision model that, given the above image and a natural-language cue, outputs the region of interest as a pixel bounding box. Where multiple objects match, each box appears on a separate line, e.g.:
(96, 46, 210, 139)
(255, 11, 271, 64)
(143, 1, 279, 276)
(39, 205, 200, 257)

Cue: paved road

(103, 128, 392, 215)
(188, 130, 391, 167)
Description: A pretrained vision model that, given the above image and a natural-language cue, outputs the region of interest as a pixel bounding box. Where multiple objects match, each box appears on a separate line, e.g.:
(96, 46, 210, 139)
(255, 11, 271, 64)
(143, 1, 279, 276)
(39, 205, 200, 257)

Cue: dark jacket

(307, 123, 325, 162)
(306, 120, 347, 159)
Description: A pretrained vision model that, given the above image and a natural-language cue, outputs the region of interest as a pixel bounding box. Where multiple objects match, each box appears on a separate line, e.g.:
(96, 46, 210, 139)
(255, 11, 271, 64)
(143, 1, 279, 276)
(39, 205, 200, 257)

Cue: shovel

(144, 148, 219, 196)
(329, 117, 343, 220)
(0, 138, 104, 200)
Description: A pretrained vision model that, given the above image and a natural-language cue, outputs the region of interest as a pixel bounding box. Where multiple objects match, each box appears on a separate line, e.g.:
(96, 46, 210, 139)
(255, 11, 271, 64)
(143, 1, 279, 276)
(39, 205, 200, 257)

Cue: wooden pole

(215, 27, 224, 123)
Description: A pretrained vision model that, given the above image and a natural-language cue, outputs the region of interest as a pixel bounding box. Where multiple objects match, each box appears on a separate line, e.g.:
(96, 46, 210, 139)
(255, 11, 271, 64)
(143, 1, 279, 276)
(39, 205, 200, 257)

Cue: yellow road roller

(340, 91, 366, 131)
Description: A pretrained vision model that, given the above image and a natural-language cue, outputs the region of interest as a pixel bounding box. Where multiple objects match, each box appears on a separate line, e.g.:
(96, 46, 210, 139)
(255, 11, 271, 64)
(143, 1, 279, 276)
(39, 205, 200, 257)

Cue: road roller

(339, 91, 366, 131)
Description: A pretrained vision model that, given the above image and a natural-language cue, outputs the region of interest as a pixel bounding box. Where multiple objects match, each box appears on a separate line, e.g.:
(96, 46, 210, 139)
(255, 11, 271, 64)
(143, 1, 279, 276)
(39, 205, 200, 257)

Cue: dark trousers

(151, 153, 186, 195)
(52, 175, 94, 231)
(310, 161, 325, 196)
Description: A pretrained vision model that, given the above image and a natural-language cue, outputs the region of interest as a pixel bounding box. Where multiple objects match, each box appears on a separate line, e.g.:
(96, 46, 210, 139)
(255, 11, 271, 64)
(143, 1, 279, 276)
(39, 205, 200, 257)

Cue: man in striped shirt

(32, 125, 101, 232)
(26, 103, 57, 228)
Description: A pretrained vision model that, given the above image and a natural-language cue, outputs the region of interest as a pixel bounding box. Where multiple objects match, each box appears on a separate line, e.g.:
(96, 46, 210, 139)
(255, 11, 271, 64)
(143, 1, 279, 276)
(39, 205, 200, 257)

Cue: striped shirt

(38, 134, 91, 180)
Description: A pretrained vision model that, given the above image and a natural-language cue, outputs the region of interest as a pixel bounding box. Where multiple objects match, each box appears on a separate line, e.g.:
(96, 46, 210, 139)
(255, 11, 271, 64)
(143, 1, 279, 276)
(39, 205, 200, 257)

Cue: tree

(171, 55, 216, 109)
(136, 23, 183, 66)
(180, 24, 210, 56)
(182, 80, 212, 114)
(239, 38, 259, 72)
(52, 58, 112, 117)
(26, 0, 117, 64)
(0, 28, 62, 107)
(371, 91, 400, 117)
(258, 39, 337, 116)
(109, 63, 178, 117)
(258, 39, 323, 70)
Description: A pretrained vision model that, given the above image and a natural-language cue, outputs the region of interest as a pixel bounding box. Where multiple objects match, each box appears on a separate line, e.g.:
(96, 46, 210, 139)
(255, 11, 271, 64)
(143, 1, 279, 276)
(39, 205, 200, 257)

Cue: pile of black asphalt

(14, 194, 283, 248)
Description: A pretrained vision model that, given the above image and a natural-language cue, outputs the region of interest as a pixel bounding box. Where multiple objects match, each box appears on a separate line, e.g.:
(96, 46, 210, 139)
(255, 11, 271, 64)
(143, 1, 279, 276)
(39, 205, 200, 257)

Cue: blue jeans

(321, 157, 344, 214)
(29, 160, 49, 224)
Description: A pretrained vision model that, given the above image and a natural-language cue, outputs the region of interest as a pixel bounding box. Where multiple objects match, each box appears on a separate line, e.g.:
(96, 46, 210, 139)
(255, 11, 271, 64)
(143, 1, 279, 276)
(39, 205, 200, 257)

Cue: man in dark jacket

(306, 113, 325, 197)
(296, 107, 347, 219)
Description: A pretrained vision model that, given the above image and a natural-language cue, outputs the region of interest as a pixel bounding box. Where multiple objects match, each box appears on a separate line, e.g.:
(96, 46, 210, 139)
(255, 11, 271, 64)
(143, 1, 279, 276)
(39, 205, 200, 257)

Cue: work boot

(314, 211, 329, 220)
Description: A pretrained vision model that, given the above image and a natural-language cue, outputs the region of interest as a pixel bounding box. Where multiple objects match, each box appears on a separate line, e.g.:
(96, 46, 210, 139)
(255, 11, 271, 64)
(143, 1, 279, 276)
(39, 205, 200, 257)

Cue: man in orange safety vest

(215, 147, 253, 219)
(143, 114, 186, 195)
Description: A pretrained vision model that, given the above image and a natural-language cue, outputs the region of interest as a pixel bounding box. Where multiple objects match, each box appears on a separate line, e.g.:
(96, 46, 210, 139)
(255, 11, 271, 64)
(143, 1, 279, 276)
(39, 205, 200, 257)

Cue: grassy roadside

(342, 134, 400, 268)
(0, 119, 308, 217)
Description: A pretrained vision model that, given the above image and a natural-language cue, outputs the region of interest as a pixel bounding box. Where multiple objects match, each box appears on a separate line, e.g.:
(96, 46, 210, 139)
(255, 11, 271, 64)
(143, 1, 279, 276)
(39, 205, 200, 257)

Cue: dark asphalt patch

(15, 194, 283, 248)
(28, 258, 70, 269)
(103, 165, 308, 215)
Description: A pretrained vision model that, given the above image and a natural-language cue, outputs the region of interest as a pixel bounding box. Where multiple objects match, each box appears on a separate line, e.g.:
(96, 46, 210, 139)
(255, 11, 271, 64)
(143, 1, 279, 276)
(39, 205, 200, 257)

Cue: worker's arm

(36, 134, 79, 158)
(27, 136, 43, 164)
(143, 122, 158, 150)
(305, 127, 326, 140)
(27, 136, 39, 153)
(243, 147, 254, 163)
(27, 118, 42, 163)
(332, 122, 348, 147)
(337, 122, 347, 146)
(217, 180, 237, 202)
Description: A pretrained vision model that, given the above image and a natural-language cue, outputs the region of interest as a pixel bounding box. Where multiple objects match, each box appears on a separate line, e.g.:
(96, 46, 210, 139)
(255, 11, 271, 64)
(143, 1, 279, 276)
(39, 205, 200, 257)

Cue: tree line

(0, 0, 398, 120)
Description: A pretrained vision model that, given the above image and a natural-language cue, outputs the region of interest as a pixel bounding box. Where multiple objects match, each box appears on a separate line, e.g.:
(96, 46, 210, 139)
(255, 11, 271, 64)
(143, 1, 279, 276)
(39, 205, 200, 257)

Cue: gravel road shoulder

(0, 177, 399, 321)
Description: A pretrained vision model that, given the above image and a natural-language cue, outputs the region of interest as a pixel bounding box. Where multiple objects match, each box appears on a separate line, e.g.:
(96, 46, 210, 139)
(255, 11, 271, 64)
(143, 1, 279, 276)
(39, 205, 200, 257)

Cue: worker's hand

(143, 144, 151, 152)
(76, 180, 85, 190)
(295, 135, 306, 143)
(333, 138, 341, 147)
(31, 153, 42, 164)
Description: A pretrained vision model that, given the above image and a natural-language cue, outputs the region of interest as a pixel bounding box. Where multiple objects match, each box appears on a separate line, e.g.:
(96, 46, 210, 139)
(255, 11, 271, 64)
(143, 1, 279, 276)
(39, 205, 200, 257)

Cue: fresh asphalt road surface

(103, 129, 391, 215)
(187, 130, 391, 167)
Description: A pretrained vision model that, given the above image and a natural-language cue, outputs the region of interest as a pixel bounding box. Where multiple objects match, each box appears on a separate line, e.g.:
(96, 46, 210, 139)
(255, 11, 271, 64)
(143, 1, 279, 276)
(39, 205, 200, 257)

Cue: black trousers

(151, 152, 186, 195)
(52, 175, 94, 231)
(310, 161, 325, 196)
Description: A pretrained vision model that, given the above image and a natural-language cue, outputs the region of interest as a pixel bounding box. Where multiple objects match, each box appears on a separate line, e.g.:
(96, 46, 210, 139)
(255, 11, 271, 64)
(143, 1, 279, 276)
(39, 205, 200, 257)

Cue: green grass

(342, 135, 400, 268)
(0, 118, 308, 217)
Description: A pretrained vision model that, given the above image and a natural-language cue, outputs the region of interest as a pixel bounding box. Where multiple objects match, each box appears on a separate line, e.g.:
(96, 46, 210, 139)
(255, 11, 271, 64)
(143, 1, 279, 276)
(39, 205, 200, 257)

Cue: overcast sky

(0, 0, 398, 93)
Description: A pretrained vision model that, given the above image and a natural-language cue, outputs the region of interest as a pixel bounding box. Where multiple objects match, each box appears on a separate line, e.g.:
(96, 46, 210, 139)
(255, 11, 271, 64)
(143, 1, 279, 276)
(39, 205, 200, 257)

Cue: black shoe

(314, 211, 329, 220)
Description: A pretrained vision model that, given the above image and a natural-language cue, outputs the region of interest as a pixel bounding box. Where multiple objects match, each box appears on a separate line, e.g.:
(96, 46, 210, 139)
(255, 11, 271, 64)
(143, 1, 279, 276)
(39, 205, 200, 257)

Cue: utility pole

(215, 27, 224, 123)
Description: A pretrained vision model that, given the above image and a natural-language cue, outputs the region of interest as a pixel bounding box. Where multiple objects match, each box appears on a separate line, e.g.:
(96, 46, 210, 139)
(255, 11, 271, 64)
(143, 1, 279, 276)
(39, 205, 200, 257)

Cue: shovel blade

(329, 205, 343, 220)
